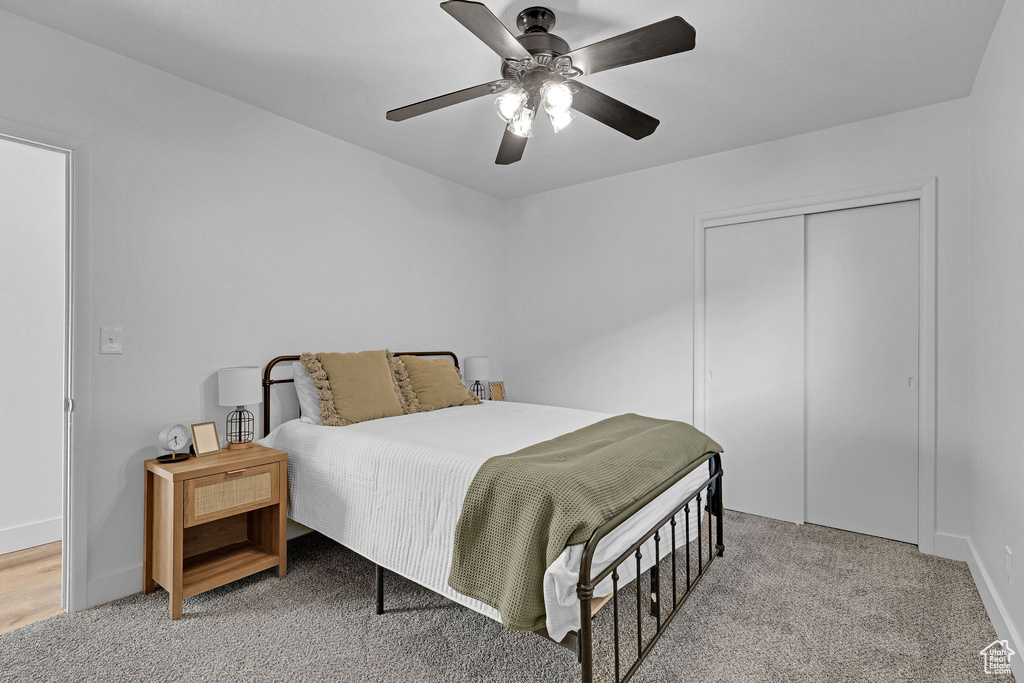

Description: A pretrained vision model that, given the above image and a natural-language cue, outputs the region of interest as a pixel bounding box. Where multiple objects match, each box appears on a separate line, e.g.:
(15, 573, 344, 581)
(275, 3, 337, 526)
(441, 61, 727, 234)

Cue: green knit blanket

(447, 413, 723, 633)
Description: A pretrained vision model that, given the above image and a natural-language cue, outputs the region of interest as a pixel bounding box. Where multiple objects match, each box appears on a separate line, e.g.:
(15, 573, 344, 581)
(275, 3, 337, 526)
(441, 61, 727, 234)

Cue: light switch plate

(100, 326, 123, 355)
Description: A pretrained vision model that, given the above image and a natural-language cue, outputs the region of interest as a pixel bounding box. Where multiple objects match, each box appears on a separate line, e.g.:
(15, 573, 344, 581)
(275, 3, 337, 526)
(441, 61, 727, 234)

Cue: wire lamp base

(226, 407, 255, 449)
(470, 381, 487, 399)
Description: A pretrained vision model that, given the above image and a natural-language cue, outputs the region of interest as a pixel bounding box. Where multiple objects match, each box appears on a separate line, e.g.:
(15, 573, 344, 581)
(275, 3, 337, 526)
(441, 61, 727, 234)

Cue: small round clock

(157, 423, 191, 462)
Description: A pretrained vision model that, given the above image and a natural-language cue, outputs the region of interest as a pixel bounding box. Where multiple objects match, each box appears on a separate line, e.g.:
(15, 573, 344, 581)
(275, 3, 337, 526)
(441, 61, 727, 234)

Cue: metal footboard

(575, 456, 724, 683)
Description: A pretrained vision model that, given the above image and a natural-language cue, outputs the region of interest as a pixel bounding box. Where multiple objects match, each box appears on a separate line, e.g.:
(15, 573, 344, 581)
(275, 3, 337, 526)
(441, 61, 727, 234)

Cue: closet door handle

(908, 377, 916, 388)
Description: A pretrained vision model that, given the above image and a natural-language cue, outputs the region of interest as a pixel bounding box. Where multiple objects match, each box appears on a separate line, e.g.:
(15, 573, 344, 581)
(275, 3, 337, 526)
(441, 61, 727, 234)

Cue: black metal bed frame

(262, 352, 724, 683)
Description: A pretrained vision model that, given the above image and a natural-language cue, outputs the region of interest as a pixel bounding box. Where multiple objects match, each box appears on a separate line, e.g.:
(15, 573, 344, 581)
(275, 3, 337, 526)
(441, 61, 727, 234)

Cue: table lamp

(218, 366, 262, 449)
(464, 356, 490, 400)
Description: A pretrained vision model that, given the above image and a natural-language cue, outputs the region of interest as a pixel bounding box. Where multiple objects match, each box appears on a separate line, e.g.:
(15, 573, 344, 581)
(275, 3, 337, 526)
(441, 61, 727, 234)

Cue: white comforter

(259, 401, 709, 641)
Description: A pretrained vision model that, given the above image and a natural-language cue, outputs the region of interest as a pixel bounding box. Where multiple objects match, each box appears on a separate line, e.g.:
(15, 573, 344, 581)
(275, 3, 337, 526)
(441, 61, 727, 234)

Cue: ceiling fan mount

(385, 1, 696, 165)
(516, 6, 556, 34)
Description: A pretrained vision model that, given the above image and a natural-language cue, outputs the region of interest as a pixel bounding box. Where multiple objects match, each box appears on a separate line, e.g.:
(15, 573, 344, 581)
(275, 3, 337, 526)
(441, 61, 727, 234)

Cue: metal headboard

(261, 351, 460, 437)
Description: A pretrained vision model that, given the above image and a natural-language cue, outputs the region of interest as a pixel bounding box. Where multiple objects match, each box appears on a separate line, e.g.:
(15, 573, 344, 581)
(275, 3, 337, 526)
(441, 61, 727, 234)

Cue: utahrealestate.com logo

(980, 640, 1015, 675)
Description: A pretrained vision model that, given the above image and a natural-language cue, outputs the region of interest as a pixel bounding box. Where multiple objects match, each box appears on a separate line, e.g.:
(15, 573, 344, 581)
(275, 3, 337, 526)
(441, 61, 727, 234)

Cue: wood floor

(0, 541, 62, 635)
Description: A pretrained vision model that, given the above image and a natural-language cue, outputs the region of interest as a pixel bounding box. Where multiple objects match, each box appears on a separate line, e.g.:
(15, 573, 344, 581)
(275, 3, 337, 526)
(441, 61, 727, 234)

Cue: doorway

(0, 134, 71, 630)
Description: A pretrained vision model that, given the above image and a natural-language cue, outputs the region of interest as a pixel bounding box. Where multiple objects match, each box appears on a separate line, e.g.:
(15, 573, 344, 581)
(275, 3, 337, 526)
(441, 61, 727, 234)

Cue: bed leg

(375, 564, 385, 615)
(578, 586, 594, 682)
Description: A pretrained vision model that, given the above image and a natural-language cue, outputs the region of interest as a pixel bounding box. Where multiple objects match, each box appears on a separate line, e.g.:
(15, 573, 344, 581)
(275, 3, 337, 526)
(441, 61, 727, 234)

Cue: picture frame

(189, 420, 222, 456)
(488, 381, 506, 402)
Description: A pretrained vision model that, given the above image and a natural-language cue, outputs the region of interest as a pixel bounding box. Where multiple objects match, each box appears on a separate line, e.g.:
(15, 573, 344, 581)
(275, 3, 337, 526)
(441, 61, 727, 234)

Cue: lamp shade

(464, 356, 490, 382)
(218, 366, 262, 407)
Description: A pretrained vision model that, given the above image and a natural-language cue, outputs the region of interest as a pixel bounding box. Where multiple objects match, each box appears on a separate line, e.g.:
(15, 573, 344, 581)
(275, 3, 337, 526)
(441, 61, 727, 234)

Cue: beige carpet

(0, 511, 1007, 682)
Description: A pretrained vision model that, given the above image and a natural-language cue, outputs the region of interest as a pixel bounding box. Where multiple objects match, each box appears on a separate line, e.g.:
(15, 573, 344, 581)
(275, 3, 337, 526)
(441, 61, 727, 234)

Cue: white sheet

(259, 400, 709, 641)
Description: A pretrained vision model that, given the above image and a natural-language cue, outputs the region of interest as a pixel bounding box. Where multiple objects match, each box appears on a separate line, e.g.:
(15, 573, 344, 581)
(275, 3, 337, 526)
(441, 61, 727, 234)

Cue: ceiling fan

(386, 1, 696, 165)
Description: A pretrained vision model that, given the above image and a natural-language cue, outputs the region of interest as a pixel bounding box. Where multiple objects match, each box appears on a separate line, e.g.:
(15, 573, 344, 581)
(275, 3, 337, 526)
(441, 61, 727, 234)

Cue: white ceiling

(0, 0, 1004, 199)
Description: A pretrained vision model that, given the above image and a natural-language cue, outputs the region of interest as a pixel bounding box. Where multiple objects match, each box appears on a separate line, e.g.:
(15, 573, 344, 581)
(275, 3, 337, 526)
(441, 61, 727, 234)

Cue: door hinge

(65, 398, 73, 412)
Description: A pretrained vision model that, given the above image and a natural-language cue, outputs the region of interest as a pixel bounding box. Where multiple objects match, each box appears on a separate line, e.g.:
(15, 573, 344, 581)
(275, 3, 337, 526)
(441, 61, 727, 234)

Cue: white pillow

(293, 362, 324, 425)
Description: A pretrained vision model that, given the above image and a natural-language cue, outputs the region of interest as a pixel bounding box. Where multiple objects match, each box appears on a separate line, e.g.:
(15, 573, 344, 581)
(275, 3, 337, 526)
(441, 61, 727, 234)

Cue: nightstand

(143, 444, 287, 619)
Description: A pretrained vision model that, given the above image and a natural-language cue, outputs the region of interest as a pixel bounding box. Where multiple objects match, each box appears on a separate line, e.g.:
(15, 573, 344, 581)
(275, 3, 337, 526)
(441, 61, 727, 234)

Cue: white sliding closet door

(805, 201, 919, 543)
(705, 216, 805, 523)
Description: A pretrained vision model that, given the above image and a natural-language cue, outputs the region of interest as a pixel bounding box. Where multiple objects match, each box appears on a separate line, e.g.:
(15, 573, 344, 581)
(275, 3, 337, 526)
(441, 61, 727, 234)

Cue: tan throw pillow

(315, 350, 405, 425)
(299, 352, 343, 426)
(389, 355, 432, 415)
(399, 355, 482, 410)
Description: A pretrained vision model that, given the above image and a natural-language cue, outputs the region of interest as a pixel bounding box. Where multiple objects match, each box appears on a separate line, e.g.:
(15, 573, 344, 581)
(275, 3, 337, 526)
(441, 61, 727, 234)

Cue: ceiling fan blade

(562, 17, 695, 76)
(495, 128, 528, 165)
(387, 80, 510, 121)
(569, 82, 659, 140)
(441, 1, 532, 61)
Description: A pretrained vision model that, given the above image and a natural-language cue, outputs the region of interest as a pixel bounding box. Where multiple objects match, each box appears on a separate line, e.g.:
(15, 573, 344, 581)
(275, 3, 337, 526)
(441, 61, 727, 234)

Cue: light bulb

(540, 81, 573, 115)
(495, 89, 526, 123)
(507, 107, 535, 138)
(548, 109, 575, 133)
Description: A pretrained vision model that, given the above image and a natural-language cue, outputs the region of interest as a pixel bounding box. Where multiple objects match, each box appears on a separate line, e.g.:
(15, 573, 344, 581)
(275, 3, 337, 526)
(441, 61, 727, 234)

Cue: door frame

(1, 120, 91, 611)
(693, 178, 937, 554)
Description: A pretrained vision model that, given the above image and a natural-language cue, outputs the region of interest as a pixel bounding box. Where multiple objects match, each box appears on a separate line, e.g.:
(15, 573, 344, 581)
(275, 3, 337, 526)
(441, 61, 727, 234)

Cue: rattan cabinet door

(183, 463, 279, 527)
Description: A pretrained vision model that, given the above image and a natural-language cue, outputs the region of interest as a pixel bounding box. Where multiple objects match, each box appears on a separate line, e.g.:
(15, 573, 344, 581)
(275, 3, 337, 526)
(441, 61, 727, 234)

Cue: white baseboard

(0, 517, 61, 555)
(933, 531, 972, 562)
(933, 532, 1021, 678)
(86, 563, 141, 609)
(961, 536, 1023, 680)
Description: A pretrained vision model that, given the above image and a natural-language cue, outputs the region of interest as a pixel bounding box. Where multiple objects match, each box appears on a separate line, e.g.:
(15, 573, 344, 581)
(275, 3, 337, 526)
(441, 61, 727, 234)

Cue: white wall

(0, 137, 65, 554)
(0, 10, 505, 606)
(969, 0, 1024, 664)
(503, 99, 973, 545)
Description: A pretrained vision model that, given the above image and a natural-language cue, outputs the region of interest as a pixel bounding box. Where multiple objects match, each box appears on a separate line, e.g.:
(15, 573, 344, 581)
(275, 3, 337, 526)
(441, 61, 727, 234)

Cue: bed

(259, 352, 724, 683)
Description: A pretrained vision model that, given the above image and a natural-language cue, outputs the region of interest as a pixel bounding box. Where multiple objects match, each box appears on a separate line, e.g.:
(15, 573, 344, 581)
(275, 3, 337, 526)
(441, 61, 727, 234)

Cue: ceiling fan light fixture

(548, 108, 575, 133)
(495, 88, 527, 122)
(507, 106, 535, 138)
(540, 80, 573, 115)
(385, 2, 697, 164)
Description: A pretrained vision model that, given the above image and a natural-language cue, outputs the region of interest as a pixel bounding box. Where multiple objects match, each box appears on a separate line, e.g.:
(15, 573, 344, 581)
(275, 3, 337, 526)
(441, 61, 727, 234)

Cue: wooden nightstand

(143, 444, 287, 619)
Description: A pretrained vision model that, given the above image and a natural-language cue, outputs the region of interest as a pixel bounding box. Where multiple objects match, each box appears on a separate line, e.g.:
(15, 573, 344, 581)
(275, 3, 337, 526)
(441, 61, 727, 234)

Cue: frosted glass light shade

(464, 356, 490, 382)
(507, 107, 535, 138)
(495, 88, 526, 122)
(540, 81, 572, 115)
(548, 109, 575, 133)
(218, 366, 262, 407)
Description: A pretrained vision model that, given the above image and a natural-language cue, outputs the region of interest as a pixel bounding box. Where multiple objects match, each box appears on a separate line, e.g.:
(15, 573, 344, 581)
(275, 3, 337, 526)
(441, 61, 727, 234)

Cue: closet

(704, 201, 920, 543)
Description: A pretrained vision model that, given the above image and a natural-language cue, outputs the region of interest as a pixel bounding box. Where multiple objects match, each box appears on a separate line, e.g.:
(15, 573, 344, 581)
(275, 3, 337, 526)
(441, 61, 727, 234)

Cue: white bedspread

(259, 401, 709, 641)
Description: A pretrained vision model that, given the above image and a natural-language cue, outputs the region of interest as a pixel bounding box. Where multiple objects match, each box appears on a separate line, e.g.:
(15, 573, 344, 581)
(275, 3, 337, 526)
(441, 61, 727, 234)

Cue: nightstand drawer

(183, 463, 279, 527)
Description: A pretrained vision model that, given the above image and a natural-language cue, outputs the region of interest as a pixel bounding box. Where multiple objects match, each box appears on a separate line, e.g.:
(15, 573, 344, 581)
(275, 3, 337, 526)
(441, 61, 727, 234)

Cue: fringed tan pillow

(299, 352, 346, 426)
(389, 354, 432, 415)
(399, 355, 482, 410)
(301, 350, 404, 425)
